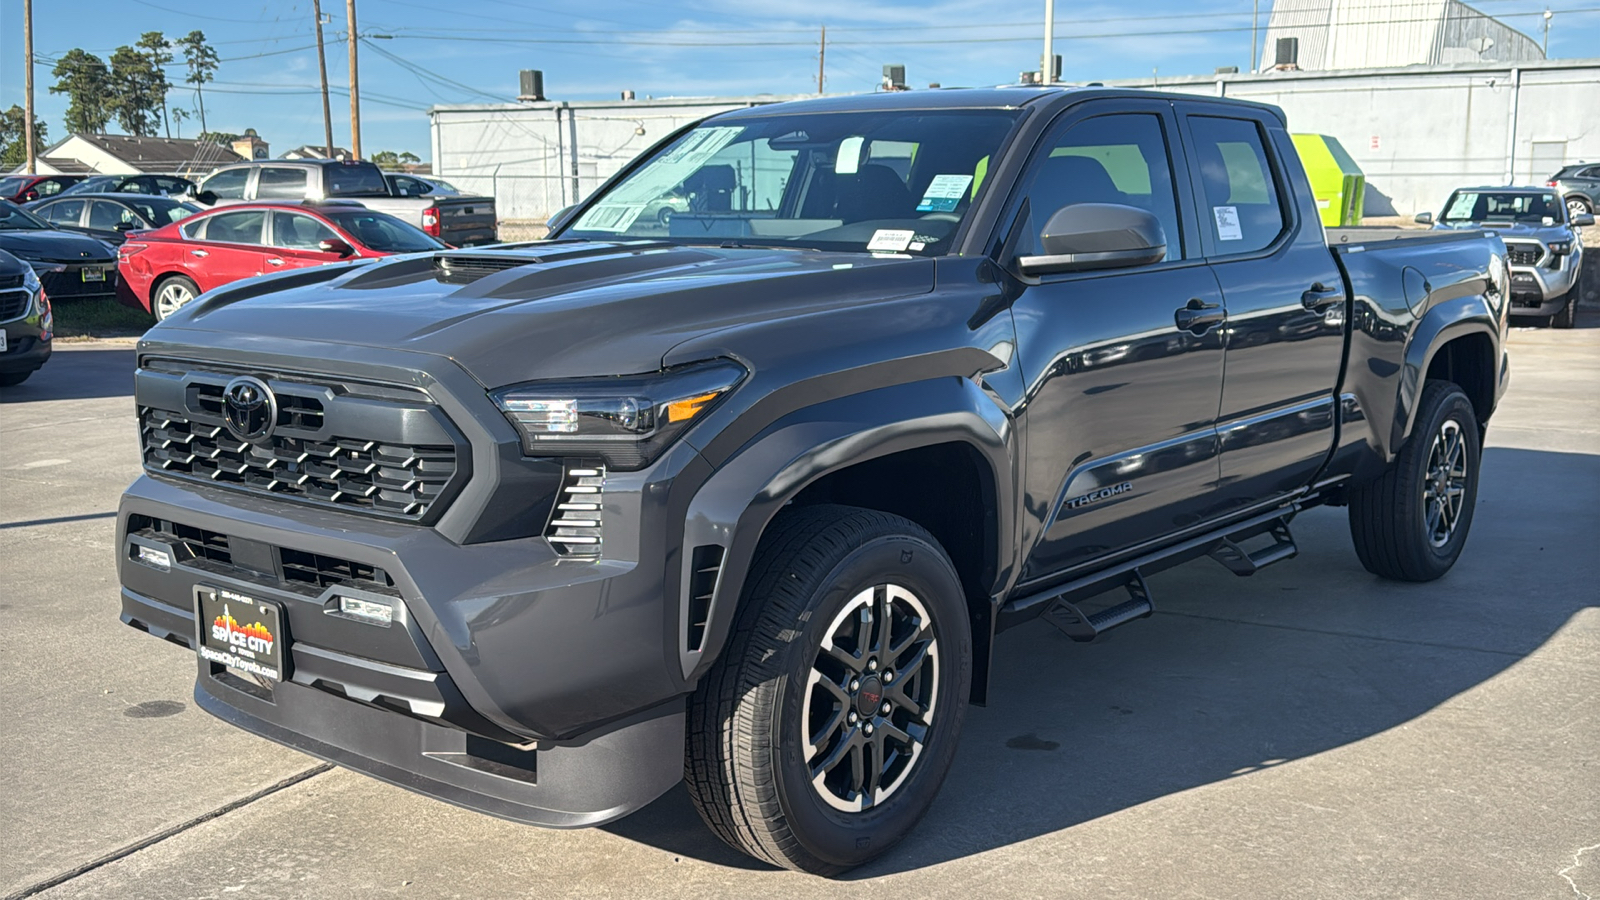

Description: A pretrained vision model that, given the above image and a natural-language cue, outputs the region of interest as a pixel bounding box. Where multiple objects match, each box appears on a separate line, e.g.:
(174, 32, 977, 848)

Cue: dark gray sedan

(27, 193, 200, 246)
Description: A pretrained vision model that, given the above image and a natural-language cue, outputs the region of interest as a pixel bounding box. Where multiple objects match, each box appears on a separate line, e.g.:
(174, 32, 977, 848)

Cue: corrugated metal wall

(1262, 0, 1544, 69)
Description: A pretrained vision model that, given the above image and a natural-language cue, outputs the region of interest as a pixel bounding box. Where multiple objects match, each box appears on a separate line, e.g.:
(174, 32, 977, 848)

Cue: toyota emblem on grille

(222, 376, 277, 442)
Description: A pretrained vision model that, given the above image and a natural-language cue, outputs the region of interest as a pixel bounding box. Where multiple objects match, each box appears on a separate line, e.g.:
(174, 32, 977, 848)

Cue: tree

(197, 131, 241, 146)
(49, 49, 113, 134)
(170, 106, 190, 138)
(136, 32, 175, 138)
(108, 37, 170, 137)
(370, 150, 420, 171)
(0, 106, 49, 169)
(176, 31, 219, 135)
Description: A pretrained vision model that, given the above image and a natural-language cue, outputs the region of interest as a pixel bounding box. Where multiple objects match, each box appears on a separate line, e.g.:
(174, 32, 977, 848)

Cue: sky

(3, 0, 1597, 162)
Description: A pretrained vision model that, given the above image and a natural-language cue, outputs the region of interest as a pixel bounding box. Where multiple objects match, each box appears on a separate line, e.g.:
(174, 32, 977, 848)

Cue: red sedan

(118, 201, 446, 320)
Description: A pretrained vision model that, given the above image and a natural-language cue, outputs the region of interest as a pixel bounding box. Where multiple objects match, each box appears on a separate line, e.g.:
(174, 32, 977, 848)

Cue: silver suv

(1418, 187, 1592, 328)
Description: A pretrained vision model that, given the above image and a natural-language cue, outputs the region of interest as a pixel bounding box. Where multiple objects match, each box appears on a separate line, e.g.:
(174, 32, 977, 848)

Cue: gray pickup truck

(190, 159, 498, 247)
(119, 87, 1509, 874)
(1417, 186, 1590, 327)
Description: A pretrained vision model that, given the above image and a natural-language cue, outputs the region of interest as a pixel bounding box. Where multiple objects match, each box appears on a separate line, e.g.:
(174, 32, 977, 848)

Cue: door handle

(1301, 283, 1345, 310)
(189, 249, 208, 258)
(266, 258, 284, 266)
(1174, 298, 1226, 335)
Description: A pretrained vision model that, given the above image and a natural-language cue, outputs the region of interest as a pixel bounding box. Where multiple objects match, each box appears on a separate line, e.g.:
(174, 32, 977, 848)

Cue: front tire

(686, 505, 971, 874)
(1348, 381, 1481, 581)
(1551, 288, 1577, 329)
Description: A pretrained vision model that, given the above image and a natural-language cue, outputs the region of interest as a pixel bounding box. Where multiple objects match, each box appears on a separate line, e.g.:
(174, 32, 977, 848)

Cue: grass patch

(52, 297, 154, 340)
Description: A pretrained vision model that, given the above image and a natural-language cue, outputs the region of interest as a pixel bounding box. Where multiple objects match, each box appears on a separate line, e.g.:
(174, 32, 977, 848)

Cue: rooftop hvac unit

(519, 69, 545, 102)
(882, 64, 906, 90)
(1275, 38, 1299, 68)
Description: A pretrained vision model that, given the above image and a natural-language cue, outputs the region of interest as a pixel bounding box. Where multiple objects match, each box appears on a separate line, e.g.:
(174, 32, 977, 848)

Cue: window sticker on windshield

(1213, 206, 1243, 241)
(916, 174, 974, 212)
(867, 229, 916, 252)
(579, 204, 647, 233)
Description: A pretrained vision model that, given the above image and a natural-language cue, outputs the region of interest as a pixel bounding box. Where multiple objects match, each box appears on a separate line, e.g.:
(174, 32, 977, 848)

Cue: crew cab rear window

(1188, 116, 1286, 255)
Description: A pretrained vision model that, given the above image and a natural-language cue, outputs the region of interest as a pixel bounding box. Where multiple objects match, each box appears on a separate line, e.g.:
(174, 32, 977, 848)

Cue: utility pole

(817, 25, 826, 95)
(313, 0, 335, 157)
(23, 0, 36, 174)
(346, 0, 362, 160)
(1042, 0, 1055, 83)
(1251, 0, 1260, 72)
(1542, 8, 1553, 56)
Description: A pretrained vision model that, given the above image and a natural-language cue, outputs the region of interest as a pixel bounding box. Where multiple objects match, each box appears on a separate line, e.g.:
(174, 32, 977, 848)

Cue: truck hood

(167, 241, 936, 387)
(1433, 221, 1568, 240)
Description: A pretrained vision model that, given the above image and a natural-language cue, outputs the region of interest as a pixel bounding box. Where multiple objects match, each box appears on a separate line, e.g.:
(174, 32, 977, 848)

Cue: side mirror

(1413, 212, 1434, 225)
(318, 238, 354, 257)
(548, 205, 576, 228)
(194, 190, 218, 206)
(113, 221, 138, 232)
(1016, 203, 1166, 276)
(1573, 213, 1595, 227)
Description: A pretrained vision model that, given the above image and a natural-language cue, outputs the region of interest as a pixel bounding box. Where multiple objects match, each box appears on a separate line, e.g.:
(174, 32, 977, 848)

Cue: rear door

(265, 210, 347, 271)
(255, 167, 311, 201)
(1008, 100, 1228, 579)
(37, 197, 88, 231)
(1176, 102, 1346, 507)
(197, 167, 251, 208)
(182, 209, 271, 290)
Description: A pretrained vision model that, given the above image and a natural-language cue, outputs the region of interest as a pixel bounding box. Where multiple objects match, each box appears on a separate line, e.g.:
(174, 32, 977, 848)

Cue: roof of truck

(711, 85, 1285, 120)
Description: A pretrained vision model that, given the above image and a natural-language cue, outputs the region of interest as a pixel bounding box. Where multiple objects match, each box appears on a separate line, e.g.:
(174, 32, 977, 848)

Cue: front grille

(433, 254, 531, 284)
(141, 409, 457, 519)
(129, 514, 398, 598)
(545, 464, 603, 556)
(39, 269, 117, 298)
(0, 273, 23, 289)
(137, 363, 467, 522)
(1505, 245, 1543, 266)
(0, 289, 30, 321)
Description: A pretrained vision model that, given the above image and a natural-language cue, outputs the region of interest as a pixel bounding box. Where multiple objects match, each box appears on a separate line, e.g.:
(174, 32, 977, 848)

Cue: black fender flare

(675, 376, 1014, 684)
(1391, 293, 1501, 455)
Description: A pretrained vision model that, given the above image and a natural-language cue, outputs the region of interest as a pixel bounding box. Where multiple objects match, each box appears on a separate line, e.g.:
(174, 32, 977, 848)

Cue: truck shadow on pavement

(0, 348, 135, 403)
(605, 446, 1599, 876)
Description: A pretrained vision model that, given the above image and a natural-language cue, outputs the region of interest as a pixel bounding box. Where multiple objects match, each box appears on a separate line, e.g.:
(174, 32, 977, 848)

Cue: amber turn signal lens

(666, 391, 723, 424)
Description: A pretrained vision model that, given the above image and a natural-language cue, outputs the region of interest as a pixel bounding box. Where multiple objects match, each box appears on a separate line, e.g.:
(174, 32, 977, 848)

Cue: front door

(1177, 105, 1346, 510)
(1008, 102, 1229, 581)
(266, 210, 347, 271)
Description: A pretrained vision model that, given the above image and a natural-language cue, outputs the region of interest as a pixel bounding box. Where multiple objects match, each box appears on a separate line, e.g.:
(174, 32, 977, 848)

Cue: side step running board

(1206, 517, 1297, 576)
(1042, 570, 1154, 642)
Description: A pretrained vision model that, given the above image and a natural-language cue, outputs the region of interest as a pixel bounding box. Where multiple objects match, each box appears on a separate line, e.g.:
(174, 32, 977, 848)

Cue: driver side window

(1014, 113, 1184, 261)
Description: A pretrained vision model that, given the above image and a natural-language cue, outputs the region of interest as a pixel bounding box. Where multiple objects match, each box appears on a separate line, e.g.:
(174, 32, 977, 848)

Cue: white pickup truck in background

(189, 159, 498, 247)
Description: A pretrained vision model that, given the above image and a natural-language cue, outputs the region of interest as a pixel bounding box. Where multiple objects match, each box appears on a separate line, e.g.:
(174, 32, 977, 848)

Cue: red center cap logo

(856, 676, 883, 716)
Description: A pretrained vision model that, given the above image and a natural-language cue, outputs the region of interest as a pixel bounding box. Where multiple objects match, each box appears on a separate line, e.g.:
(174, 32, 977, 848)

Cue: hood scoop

(434, 254, 537, 285)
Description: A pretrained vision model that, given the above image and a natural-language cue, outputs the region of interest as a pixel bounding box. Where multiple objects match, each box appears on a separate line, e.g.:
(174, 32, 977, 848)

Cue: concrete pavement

(2, 318, 1596, 899)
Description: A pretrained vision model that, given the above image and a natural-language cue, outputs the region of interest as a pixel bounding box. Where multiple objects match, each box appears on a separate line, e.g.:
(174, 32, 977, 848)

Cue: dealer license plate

(0, 331, 7, 353)
(82, 266, 106, 282)
(195, 586, 286, 682)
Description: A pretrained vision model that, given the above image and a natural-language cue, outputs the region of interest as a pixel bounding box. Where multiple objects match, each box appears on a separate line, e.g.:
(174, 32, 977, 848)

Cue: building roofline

(1107, 56, 1600, 87)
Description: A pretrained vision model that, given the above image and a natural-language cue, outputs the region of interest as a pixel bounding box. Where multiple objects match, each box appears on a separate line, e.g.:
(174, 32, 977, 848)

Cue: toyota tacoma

(117, 87, 1509, 874)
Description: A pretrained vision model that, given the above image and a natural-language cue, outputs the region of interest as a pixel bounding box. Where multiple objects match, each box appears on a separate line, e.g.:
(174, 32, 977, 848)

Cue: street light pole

(1542, 9, 1553, 56)
(346, 0, 362, 160)
(1251, 0, 1260, 72)
(23, 0, 36, 174)
(313, 0, 335, 158)
(1042, 0, 1055, 83)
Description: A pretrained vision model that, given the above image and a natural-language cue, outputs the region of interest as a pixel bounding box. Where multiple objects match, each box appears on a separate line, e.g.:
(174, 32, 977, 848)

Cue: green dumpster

(1292, 134, 1365, 227)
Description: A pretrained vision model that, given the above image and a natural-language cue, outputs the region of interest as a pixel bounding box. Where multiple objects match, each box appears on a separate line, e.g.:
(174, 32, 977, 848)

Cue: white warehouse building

(430, 59, 1599, 222)
(1262, 0, 1546, 70)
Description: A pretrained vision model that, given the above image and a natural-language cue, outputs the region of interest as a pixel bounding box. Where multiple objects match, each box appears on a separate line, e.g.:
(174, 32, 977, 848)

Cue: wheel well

(789, 442, 999, 695)
(1425, 333, 1495, 425)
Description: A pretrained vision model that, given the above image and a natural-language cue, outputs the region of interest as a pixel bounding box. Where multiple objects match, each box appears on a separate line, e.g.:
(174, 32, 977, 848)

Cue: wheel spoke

(808, 706, 846, 755)
(848, 742, 866, 804)
(808, 727, 856, 781)
(1425, 501, 1443, 538)
(823, 641, 865, 673)
(863, 736, 883, 799)
(875, 718, 915, 750)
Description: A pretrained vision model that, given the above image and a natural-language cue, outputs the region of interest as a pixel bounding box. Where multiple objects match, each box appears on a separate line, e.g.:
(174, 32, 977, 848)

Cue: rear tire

(1348, 381, 1481, 582)
(1568, 195, 1594, 218)
(685, 504, 971, 874)
(152, 275, 199, 322)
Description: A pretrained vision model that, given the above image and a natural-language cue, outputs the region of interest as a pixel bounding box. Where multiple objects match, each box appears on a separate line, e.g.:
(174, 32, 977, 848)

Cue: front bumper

(1507, 250, 1582, 314)
(34, 261, 119, 302)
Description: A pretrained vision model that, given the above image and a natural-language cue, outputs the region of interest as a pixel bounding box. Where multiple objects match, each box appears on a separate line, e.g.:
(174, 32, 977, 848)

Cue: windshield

(557, 109, 1025, 256)
(428, 179, 461, 194)
(325, 164, 392, 197)
(126, 197, 200, 226)
(322, 209, 444, 252)
(59, 176, 118, 197)
(1441, 191, 1563, 224)
(0, 177, 27, 196)
(0, 200, 50, 230)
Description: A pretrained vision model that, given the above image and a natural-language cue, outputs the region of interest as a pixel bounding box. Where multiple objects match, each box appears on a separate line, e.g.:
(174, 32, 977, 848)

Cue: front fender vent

(546, 464, 603, 557)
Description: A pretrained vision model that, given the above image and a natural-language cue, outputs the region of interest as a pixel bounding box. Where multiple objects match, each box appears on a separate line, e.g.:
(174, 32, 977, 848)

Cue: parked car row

(0, 173, 196, 204)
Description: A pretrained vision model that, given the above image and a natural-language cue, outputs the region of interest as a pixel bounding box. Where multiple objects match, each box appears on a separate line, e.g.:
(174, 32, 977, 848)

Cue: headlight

(1546, 241, 1569, 255)
(21, 265, 40, 293)
(492, 359, 746, 470)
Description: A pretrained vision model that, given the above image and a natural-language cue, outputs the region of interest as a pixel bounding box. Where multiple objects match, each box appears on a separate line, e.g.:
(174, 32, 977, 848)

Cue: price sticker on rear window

(916, 174, 973, 212)
(867, 229, 916, 252)
(1213, 205, 1243, 242)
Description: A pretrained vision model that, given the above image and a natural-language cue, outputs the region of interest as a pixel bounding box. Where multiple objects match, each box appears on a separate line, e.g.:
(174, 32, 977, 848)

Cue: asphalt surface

(2, 316, 1596, 899)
